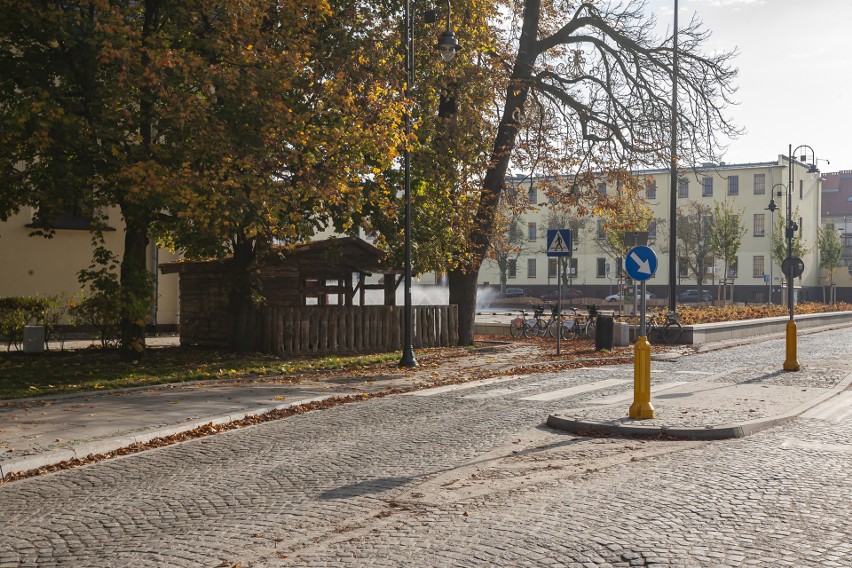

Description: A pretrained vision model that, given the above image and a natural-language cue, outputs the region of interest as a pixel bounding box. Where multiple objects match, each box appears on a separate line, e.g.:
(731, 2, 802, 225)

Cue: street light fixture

(400, 0, 460, 368)
(766, 183, 786, 306)
(782, 144, 819, 372)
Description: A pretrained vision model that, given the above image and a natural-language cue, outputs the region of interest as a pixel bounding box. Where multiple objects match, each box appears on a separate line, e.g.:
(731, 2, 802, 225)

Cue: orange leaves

(677, 302, 852, 325)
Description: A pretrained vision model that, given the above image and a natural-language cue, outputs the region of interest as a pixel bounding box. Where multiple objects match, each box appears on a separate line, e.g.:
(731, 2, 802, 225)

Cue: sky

(647, 0, 852, 172)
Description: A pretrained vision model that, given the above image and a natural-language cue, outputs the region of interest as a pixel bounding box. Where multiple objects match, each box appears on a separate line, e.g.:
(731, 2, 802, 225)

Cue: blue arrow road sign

(624, 245, 657, 281)
(546, 229, 572, 257)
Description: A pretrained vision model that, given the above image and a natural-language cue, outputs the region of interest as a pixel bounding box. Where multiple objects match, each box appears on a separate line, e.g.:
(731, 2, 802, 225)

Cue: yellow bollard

(783, 320, 800, 372)
(629, 335, 655, 419)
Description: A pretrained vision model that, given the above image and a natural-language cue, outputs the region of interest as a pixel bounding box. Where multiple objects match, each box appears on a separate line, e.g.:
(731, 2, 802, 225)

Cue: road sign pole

(556, 277, 562, 356)
(629, 280, 654, 419)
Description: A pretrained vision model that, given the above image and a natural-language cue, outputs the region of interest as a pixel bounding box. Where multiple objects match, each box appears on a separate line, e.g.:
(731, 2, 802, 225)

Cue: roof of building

(159, 236, 399, 278)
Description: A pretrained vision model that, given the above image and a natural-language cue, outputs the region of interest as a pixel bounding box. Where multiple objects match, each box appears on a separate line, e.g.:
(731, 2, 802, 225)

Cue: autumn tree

(152, 1, 405, 350)
(708, 200, 746, 305)
(675, 201, 714, 294)
(484, 181, 535, 295)
(442, 0, 739, 344)
(1, 0, 405, 353)
(817, 224, 843, 302)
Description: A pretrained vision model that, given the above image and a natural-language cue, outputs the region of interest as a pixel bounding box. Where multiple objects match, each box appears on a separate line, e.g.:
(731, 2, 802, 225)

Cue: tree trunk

(448, 269, 479, 346)
(449, 0, 541, 345)
(119, 214, 150, 361)
(227, 237, 258, 353)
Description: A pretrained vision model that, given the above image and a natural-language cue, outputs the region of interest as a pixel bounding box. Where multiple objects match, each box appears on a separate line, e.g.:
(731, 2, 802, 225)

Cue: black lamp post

(782, 144, 819, 372)
(400, 0, 461, 368)
(766, 184, 785, 306)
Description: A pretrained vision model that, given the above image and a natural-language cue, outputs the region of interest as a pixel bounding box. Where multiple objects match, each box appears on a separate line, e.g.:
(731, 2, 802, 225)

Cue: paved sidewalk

(2, 329, 851, 480)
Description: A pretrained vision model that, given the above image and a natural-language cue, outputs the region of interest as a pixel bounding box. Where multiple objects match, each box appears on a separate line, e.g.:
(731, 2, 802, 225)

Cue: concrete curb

(0, 394, 336, 479)
(547, 372, 852, 441)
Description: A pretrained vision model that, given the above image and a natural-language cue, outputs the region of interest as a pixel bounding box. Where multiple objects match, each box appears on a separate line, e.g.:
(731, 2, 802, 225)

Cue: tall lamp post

(400, 0, 461, 368)
(767, 183, 786, 306)
(782, 144, 819, 372)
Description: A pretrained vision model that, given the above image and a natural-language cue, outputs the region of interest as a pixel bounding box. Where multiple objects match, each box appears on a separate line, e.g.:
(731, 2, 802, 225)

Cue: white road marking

(588, 381, 689, 405)
(801, 391, 852, 422)
(519, 379, 629, 401)
(781, 439, 852, 454)
(406, 375, 531, 396)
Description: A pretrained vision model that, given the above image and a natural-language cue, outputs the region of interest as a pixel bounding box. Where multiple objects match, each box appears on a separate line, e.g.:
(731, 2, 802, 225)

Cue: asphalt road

(1, 328, 851, 567)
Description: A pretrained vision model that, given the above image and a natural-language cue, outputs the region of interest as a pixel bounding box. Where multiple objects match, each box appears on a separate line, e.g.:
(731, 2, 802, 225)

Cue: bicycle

(509, 308, 534, 338)
(643, 310, 683, 344)
(583, 304, 599, 339)
(524, 304, 556, 338)
(554, 307, 586, 340)
(508, 305, 546, 339)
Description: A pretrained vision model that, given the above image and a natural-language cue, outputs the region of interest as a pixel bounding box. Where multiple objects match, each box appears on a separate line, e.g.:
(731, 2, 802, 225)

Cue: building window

(596, 257, 607, 278)
(678, 257, 689, 278)
(646, 180, 657, 199)
(596, 219, 605, 239)
(528, 186, 537, 205)
(702, 177, 713, 197)
(29, 196, 102, 231)
(754, 213, 765, 237)
(528, 222, 537, 241)
(597, 182, 607, 195)
(754, 173, 765, 195)
(799, 179, 803, 199)
(508, 259, 517, 279)
(728, 257, 738, 279)
(548, 258, 558, 278)
(568, 258, 578, 277)
(728, 175, 738, 196)
(678, 178, 689, 198)
(648, 220, 657, 240)
(528, 258, 537, 279)
(615, 256, 623, 278)
(753, 256, 765, 278)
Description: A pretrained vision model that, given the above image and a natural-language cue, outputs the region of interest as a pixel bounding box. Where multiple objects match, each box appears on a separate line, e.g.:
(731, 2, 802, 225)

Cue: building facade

(0, 205, 180, 328)
(478, 156, 823, 304)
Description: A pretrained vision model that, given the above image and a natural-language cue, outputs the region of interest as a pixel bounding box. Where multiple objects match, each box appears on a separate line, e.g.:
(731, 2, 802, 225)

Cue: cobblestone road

(1, 328, 850, 567)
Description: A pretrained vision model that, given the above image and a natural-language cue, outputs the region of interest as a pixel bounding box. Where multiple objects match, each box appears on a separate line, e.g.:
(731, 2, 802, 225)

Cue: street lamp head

(767, 198, 777, 213)
(436, 29, 461, 61)
(807, 163, 820, 180)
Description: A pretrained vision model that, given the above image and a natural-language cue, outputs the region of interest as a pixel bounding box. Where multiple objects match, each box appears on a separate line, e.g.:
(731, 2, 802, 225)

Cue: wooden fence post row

(253, 305, 458, 356)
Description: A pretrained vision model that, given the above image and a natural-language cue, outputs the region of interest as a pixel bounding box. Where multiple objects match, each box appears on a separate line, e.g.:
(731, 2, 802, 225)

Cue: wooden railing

(254, 305, 458, 355)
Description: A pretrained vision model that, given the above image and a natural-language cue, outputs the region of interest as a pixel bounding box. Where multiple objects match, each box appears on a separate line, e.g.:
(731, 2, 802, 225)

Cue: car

(503, 287, 526, 298)
(678, 289, 713, 302)
(604, 291, 654, 302)
(539, 288, 583, 301)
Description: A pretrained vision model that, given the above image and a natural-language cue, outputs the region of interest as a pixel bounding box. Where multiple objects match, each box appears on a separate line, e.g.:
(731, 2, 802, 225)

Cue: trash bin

(23, 326, 45, 353)
(595, 315, 614, 351)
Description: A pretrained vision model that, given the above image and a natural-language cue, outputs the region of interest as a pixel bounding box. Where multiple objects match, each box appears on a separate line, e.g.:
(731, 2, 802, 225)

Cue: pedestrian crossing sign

(546, 229, 572, 257)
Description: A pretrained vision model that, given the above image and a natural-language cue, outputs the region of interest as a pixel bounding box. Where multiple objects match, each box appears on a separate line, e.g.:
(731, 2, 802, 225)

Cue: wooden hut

(160, 237, 457, 354)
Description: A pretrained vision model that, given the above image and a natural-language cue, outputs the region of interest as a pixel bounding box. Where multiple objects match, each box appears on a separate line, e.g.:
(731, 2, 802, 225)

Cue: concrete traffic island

(548, 369, 852, 440)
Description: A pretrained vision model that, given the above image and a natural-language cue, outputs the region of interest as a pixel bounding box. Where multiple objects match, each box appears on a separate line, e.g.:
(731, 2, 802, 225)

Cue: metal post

(783, 144, 799, 371)
(400, 0, 417, 367)
(667, 0, 679, 314)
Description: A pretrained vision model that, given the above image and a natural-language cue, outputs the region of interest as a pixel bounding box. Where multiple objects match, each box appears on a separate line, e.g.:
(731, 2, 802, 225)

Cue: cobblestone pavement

(1, 328, 850, 567)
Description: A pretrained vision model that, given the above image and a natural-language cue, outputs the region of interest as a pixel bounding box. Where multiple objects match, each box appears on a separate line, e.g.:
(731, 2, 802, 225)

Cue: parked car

(678, 289, 713, 302)
(540, 288, 583, 301)
(604, 291, 654, 302)
(503, 287, 526, 298)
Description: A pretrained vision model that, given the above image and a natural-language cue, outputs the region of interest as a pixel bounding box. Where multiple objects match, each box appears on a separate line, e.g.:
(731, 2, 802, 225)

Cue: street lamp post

(782, 144, 819, 372)
(767, 183, 786, 306)
(400, 0, 461, 368)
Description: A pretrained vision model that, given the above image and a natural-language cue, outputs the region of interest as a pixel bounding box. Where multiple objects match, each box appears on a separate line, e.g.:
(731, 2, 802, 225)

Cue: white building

(478, 156, 822, 304)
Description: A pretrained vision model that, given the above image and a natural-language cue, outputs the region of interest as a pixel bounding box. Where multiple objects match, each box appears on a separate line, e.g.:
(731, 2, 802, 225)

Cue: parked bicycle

(644, 310, 683, 344)
(554, 307, 587, 340)
(508, 305, 546, 339)
(583, 304, 599, 339)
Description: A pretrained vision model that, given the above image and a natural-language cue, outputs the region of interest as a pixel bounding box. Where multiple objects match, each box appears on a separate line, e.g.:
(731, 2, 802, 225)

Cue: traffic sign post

(625, 246, 657, 420)
(547, 229, 572, 357)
